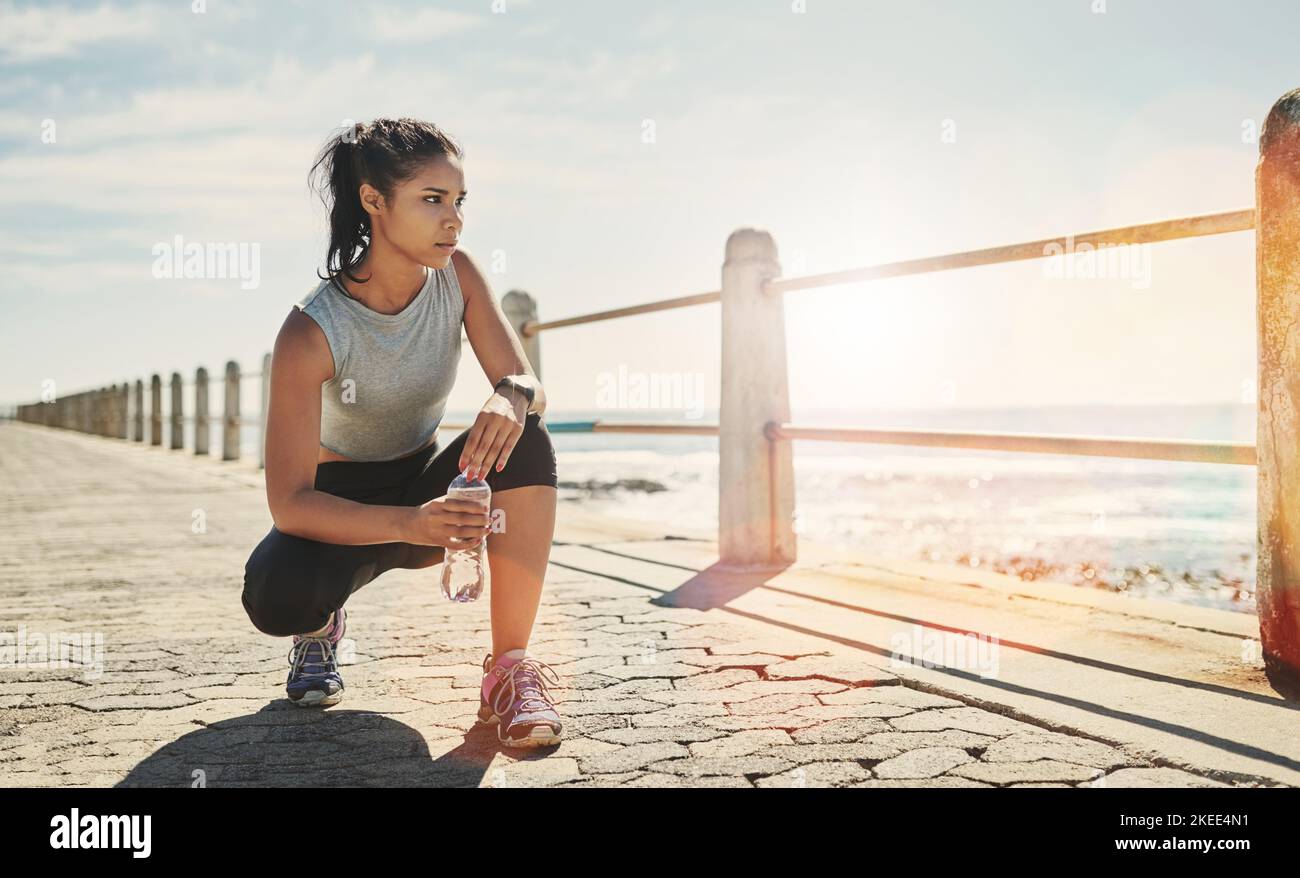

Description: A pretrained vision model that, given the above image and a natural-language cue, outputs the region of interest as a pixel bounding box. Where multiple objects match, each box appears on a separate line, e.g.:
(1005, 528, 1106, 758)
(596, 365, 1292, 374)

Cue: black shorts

(241, 411, 557, 637)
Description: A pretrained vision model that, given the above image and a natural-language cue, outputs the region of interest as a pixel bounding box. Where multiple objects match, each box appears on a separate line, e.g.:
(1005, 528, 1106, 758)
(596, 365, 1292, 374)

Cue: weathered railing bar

(522, 290, 721, 336)
(765, 423, 1256, 466)
(766, 209, 1256, 296)
(517, 210, 1254, 337)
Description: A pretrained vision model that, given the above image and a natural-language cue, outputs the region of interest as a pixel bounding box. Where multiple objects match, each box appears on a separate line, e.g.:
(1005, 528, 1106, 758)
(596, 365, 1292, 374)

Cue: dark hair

(309, 118, 464, 284)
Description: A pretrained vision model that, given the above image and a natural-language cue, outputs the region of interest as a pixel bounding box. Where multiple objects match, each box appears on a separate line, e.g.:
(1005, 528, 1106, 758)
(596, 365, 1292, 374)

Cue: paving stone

(764, 741, 901, 764)
(672, 668, 762, 690)
(689, 729, 794, 758)
(765, 656, 898, 686)
(1092, 768, 1229, 788)
(577, 742, 690, 774)
(726, 693, 821, 716)
(628, 703, 729, 727)
(853, 776, 994, 788)
(588, 725, 731, 746)
(644, 754, 796, 778)
(980, 732, 1139, 770)
(949, 760, 1106, 785)
(586, 662, 709, 680)
(889, 707, 1040, 737)
(755, 762, 873, 788)
(482, 758, 582, 788)
(873, 747, 974, 779)
(862, 729, 1000, 752)
(819, 686, 964, 710)
(791, 717, 892, 743)
(623, 773, 754, 788)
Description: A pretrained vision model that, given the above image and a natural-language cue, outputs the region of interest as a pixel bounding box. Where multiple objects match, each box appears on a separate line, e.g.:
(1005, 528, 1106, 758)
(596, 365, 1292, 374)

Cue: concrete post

(1256, 87, 1300, 686)
(719, 228, 796, 568)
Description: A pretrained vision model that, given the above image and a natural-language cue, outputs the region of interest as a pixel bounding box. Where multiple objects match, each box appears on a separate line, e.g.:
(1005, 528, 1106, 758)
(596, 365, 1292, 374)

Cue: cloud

(369, 5, 486, 41)
(0, 1, 160, 64)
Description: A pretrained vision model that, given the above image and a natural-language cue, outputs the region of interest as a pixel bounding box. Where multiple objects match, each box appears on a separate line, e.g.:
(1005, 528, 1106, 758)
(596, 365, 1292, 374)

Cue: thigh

(397, 411, 558, 507)
(245, 475, 412, 617)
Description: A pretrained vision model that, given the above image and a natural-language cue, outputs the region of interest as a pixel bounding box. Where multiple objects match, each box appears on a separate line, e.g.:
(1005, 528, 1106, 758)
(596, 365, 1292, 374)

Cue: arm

(454, 249, 548, 416)
(452, 249, 550, 479)
(263, 309, 417, 545)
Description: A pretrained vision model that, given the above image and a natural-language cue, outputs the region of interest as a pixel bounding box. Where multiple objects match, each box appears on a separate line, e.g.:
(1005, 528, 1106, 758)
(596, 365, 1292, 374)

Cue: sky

(0, 0, 1294, 419)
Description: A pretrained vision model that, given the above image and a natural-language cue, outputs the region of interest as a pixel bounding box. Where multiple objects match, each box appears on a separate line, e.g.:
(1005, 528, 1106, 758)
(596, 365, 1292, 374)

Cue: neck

(338, 241, 427, 315)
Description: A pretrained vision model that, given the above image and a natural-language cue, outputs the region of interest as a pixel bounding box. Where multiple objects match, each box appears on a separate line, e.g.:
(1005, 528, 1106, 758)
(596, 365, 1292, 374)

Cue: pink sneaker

(477, 649, 563, 748)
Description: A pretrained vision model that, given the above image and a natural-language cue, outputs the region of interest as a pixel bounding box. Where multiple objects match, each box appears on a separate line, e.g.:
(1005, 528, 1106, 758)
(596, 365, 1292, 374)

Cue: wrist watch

(494, 376, 535, 408)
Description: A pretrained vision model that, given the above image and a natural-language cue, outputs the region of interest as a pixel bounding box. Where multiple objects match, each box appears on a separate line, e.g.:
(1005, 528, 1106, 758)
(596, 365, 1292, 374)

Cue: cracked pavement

(0, 421, 1277, 788)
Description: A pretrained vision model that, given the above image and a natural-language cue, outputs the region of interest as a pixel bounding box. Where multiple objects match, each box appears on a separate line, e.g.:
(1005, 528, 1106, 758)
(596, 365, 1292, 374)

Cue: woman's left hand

(458, 386, 528, 481)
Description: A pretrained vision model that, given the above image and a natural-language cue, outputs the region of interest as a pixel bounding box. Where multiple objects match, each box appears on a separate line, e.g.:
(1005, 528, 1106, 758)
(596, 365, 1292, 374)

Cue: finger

(480, 427, 512, 476)
(458, 415, 488, 475)
(466, 420, 505, 480)
(450, 510, 490, 527)
(444, 499, 489, 515)
(491, 425, 523, 474)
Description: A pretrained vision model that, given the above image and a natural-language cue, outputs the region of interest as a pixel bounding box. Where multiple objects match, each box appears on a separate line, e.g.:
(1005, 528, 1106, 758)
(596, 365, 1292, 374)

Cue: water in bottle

(439, 469, 491, 602)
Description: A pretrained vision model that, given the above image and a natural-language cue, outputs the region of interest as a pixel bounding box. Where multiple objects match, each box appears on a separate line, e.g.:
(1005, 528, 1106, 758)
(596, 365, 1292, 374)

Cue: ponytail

(309, 118, 464, 285)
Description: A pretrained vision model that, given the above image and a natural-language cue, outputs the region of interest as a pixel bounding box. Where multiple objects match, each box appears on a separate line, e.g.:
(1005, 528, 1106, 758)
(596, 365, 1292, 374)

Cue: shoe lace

(492, 657, 560, 717)
(287, 635, 338, 681)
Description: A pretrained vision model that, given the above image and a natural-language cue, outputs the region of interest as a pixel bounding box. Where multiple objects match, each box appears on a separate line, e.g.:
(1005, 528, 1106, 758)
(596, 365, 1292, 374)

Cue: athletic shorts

(241, 411, 557, 637)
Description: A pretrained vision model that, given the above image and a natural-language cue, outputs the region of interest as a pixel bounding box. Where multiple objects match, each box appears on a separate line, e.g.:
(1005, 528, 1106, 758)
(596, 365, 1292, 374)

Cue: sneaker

(286, 607, 347, 707)
(477, 650, 563, 748)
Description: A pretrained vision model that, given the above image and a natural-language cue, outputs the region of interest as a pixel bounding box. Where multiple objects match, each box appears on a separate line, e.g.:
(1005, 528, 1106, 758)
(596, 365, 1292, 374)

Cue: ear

(358, 182, 386, 218)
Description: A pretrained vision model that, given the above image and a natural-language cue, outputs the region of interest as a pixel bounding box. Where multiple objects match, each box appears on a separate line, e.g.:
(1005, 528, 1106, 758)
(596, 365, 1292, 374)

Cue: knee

(241, 530, 326, 638)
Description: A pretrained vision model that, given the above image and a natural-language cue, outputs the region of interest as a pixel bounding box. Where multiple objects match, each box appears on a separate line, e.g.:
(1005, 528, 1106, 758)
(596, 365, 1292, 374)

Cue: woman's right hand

(405, 495, 492, 548)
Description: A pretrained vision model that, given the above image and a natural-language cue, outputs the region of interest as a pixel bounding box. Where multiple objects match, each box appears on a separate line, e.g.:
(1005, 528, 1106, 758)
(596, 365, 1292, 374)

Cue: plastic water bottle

(439, 469, 491, 602)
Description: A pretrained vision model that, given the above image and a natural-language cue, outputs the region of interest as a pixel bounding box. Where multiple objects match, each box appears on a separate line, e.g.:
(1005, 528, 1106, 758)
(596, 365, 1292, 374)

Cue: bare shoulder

(450, 248, 491, 306)
(275, 307, 335, 383)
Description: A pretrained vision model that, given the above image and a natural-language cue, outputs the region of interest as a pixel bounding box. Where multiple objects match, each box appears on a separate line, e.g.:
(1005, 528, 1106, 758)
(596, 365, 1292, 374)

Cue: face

(360, 154, 466, 268)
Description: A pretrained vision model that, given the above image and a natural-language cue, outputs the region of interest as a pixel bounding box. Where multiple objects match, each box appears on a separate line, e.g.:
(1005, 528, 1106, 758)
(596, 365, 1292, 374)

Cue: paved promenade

(0, 421, 1287, 787)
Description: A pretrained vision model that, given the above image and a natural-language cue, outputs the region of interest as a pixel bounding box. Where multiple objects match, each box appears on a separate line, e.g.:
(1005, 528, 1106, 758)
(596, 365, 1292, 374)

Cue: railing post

(502, 291, 542, 381)
(169, 371, 184, 449)
(719, 228, 796, 568)
(116, 383, 129, 438)
(94, 386, 106, 436)
(259, 352, 271, 469)
(1256, 88, 1300, 687)
(195, 367, 209, 456)
(132, 379, 144, 442)
(149, 374, 162, 446)
(223, 360, 240, 461)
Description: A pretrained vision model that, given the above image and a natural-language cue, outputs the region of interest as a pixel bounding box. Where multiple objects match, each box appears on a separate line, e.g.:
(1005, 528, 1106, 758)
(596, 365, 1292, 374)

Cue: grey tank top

(295, 261, 465, 462)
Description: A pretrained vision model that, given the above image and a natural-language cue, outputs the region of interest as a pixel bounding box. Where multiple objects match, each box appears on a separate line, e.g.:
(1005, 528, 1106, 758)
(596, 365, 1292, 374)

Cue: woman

(241, 118, 562, 749)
